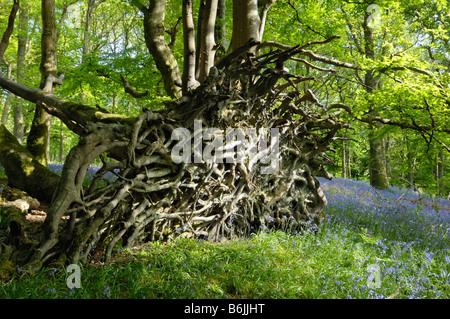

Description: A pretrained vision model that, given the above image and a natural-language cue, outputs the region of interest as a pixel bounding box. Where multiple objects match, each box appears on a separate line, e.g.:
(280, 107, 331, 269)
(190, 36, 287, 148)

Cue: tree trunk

(0, 0, 19, 63)
(1, 64, 13, 125)
(368, 126, 389, 189)
(436, 148, 444, 196)
(385, 137, 391, 179)
(215, 0, 226, 48)
(182, 0, 198, 94)
(197, 0, 218, 83)
(231, 0, 261, 53)
(257, 0, 276, 42)
(405, 135, 414, 186)
(195, 0, 205, 80)
(1, 92, 13, 125)
(59, 120, 64, 162)
(82, 0, 96, 61)
(14, 3, 28, 145)
(342, 137, 347, 179)
(142, 0, 182, 98)
(27, 0, 58, 167)
(0, 124, 59, 202)
(363, 12, 389, 189)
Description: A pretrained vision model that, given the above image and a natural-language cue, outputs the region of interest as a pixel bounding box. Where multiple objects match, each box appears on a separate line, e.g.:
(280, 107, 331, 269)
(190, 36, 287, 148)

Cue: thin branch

(290, 57, 337, 73)
(165, 16, 182, 49)
(286, 0, 327, 38)
(358, 114, 450, 134)
(120, 74, 149, 98)
(258, 0, 276, 41)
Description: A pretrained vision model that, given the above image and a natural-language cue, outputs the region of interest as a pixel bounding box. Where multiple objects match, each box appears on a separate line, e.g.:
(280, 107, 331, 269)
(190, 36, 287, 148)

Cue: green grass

(0, 226, 448, 299)
(0, 175, 448, 299)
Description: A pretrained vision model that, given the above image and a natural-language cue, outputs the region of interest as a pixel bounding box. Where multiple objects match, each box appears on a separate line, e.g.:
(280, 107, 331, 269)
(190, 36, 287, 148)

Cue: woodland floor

(0, 172, 449, 299)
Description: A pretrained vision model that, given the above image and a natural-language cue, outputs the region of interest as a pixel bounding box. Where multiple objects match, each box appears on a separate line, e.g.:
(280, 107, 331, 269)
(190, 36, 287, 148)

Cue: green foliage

(0, 0, 448, 192)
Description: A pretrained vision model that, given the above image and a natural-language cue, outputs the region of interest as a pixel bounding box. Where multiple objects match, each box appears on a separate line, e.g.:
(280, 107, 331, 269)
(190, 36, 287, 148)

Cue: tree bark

(1, 64, 13, 125)
(182, 0, 198, 94)
(142, 0, 182, 98)
(0, 0, 19, 63)
(230, 0, 261, 53)
(257, 0, 276, 41)
(407, 154, 414, 185)
(342, 137, 348, 179)
(59, 120, 64, 162)
(362, 12, 389, 190)
(197, 0, 218, 83)
(14, 3, 28, 145)
(436, 148, 444, 195)
(1, 92, 13, 125)
(82, 0, 96, 61)
(27, 0, 58, 167)
(215, 0, 226, 47)
(195, 0, 205, 80)
(0, 124, 59, 202)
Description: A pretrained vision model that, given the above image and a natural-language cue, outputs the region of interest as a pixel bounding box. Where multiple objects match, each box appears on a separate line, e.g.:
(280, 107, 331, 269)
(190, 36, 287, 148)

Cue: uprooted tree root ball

(18, 42, 351, 266)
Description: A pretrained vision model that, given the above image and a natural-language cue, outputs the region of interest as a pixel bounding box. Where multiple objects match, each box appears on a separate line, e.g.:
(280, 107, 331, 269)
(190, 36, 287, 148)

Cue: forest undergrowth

(0, 165, 449, 299)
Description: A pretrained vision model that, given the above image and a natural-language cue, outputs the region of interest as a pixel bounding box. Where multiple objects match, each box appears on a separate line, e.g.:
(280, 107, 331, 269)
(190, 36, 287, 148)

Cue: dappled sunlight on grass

(0, 176, 448, 299)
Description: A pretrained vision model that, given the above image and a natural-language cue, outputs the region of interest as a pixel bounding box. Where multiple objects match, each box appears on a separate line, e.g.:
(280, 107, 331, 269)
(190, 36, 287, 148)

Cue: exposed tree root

(2, 42, 351, 266)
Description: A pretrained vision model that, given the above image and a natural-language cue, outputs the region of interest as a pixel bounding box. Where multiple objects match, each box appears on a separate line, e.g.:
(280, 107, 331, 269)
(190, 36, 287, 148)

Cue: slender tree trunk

(257, 0, 276, 41)
(385, 137, 391, 180)
(0, 0, 19, 63)
(27, 0, 58, 166)
(1, 64, 13, 125)
(14, 4, 28, 145)
(405, 135, 414, 185)
(79, 0, 96, 103)
(195, 0, 205, 80)
(342, 137, 348, 179)
(1, 92, 13, 125)
(59, 120, 64, 162)
(368, 127, 388, 189)
(347, 147, 351, 179)
(197, 0, 218, 83)
(82, 0, 95, 61)
(215, 0, 226, 47)
(436, 148, 444, 195)
(182, 0, 198, 94)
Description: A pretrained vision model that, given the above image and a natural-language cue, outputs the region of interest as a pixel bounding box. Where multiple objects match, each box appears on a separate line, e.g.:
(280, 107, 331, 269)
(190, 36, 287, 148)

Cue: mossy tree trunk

(362, 13, 389, 190)
(26, 0, 58, 167)
(0, 124, 60, 203)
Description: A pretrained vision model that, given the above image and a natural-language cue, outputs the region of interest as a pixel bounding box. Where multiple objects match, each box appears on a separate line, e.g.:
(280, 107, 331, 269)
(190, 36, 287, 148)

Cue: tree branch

(258, 0, 276, 41)
(358, 114, 450, 134)
(0, 73, 136, 128)
(0, 0, 19, 63)
(120, 74, 149, 98)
